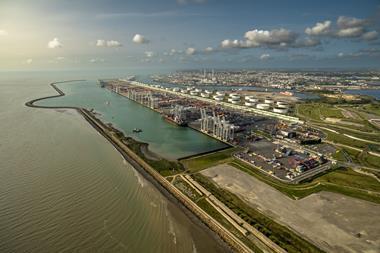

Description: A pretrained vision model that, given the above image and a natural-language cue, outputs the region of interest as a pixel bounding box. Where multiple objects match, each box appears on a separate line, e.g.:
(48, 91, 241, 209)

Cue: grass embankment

(196, 198, 264, 253)
(192, 173, 324, 253)
(172, 176, 202, 201)
(173, 175, 263, 252)
(181, 147, 240, 173)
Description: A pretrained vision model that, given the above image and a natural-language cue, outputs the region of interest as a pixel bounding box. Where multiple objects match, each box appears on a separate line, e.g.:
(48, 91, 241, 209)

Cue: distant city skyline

(0, 0, 379, 70)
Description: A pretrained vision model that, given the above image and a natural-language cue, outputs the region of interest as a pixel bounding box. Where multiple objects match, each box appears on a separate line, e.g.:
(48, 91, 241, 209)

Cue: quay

(127, 80, 304, 124)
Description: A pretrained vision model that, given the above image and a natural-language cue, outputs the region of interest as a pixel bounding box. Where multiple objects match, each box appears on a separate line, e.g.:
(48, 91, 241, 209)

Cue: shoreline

(25, 81, 252, 253)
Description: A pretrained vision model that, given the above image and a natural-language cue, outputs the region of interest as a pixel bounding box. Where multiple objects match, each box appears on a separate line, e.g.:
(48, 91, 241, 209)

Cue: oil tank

(273, 107, 289, 114)
(264, 98, 274, 104)
(256, 103, 270, 110)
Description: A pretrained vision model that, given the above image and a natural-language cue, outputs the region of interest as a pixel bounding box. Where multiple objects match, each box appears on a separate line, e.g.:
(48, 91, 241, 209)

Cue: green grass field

(180, 147, 239, 173)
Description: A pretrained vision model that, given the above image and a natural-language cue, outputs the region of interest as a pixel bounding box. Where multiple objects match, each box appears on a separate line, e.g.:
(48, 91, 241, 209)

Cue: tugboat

(133, 128, 142, 133)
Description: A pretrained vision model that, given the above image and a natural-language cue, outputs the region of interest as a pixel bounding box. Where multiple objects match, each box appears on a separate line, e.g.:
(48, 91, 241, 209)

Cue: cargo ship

(163, 115, 188, 127)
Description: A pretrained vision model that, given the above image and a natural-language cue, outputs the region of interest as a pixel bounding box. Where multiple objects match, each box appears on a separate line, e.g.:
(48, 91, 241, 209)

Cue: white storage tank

(216, 91, 225, 96)
(205, 90, 212, 94)
(245, 102, 255, 107)
(273, 107, 289, 114)
(245, 95, 254, 100)
(172, 88, 180, 92)
(213, 95, 224, 101)
(195, 88, 202, 93)
(181, 89, 187, 94)
(231, 100, 240, 104)
(256, 103, 270, 110)
(190, 91, 198, 96)
(264, 98, 274, 104)
(277, 102, 290, 109)
(248, 98, 259, 103)
(201, 93, 210, 98)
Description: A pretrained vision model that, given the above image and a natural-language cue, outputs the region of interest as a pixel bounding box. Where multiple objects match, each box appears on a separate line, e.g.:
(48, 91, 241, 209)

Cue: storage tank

(201, 93, 210, 98)
(248, 98, 259, 103)
(216, 91, 225, 96)
(245, 102, 255, 107)
(213, 95, 224, 101)
(231, 100, 240, 104)
(273, 107, 289, 114)
(195, 88, 202, 93)
(190, 91, 198, 96)
(277, 102, 290, 109)
(205, 90, 212, 94)
(245, 95, 254, 100)
(256, 103, 270, 110)
(264, 98, 274, 104)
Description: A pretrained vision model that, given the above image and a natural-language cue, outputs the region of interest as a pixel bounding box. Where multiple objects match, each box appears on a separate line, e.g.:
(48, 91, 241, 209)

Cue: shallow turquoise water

(36, 80, 227, 159)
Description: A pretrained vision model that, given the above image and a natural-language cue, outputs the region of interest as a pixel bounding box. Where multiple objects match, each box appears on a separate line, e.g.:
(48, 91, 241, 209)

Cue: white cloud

(295, 37, 321, 47)
(305, 20, 331, 36)
(144, 51, 155, 58)
(96, 39, 122, 47)
(0, 30, 8, 36)
(48, 38, 62, 49)
(244, 28, 297, 47)
(361, 31, 378, 41)
(221, 28, 305, 50)
(96, 39, 106, 47)
(305, 16, 376, 42)
(260, 54, 270, 60)
(186, 47, 196, 55)
(89, 58, 105, 63)
(221, 39, 245, 48)
(337, 16, 368, 29)
(106, 40, 122, 47)
(169, 49, 177, 55)
(132, 34, 149, 44)
(338, 52, 344, 57)
(336, 27, 364, 38)
(204, 47, 214, 53)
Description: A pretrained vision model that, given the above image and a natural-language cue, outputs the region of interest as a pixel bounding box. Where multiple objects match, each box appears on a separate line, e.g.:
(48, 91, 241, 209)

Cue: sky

(0, 0, 379, 70)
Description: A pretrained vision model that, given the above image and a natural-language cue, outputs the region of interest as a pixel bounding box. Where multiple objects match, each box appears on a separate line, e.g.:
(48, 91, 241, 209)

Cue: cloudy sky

(0, 0, 379, 70)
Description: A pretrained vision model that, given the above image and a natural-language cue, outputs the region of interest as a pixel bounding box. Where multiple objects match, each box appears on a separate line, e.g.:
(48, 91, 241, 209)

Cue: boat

(105, 101, 110, 105)
(133, 128, 142, 133)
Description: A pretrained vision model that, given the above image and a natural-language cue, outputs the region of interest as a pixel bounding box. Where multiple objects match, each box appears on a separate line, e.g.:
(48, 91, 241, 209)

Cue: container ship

(163, 115, 188, 127)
